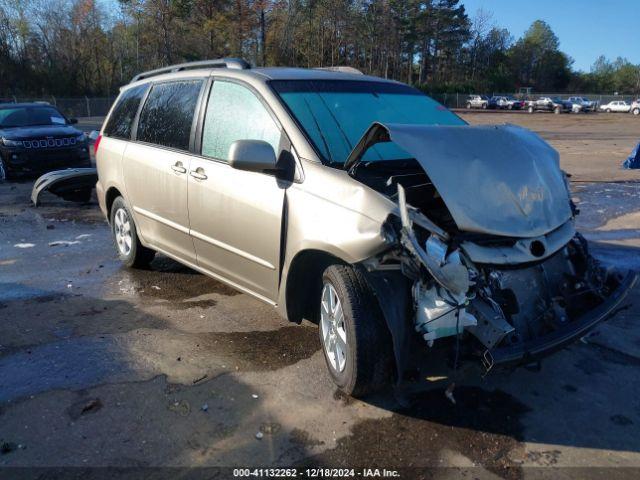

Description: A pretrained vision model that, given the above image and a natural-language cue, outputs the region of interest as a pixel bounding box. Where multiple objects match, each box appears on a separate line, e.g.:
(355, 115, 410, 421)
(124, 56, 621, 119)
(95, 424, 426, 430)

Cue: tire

(466, 103, 471, 109)
(633, 108, 640, 116)
(507, 104, 513, 110)
(482, 103, 487, 109)
(554, 106, 561, 114)
(319, 264, 393, 397)
(110, 196, 155, 268)
(0, 158, 6, 183)
(528, 106, 534, 114)
(606, 108, 611, 113)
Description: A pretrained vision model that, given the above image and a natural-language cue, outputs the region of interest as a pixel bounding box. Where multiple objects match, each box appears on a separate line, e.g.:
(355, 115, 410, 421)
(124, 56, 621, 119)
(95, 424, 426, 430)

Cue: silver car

(95, 58, 636, 397)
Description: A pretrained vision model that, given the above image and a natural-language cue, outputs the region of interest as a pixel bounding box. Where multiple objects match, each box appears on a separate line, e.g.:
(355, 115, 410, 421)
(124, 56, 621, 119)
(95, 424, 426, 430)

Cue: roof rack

(130, 58, 251, 83)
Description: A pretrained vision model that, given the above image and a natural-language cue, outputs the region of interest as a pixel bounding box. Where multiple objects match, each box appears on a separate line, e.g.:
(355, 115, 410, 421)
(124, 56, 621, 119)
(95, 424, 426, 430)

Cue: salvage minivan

(96, 58, 636, 397)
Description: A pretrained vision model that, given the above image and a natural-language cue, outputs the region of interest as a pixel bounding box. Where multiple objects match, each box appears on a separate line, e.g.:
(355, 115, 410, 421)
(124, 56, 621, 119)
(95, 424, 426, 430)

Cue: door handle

(190, 168, 207, 180)
(171, 162, 187, 174)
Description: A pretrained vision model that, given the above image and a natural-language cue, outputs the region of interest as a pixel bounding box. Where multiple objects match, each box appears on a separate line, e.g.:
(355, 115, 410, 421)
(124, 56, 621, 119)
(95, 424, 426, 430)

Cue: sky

(461, 0, 640, 71)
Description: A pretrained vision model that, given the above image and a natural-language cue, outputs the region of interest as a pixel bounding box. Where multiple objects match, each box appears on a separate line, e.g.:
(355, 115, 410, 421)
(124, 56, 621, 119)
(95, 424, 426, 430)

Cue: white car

(631, 100, 639, 116)
(600, 100, 631, 113)
(466, 95, 489, 109)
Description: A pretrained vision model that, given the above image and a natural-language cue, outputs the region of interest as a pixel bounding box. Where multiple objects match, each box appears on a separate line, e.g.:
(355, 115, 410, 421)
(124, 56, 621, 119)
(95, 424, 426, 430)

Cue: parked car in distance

(466, 95, 490, 109)
(95, 58, 636, 397)
(567, 96, 596, 112)
(600, 100, 631, 113)
(492, 96, 525, 110)
(526, 97, 572, 114)
(0, 103, 90, 181)
(631, 99, 639, 116)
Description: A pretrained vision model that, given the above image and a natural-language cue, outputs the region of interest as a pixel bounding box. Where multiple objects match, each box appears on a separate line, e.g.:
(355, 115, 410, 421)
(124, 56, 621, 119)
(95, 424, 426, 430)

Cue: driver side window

(201, 80, 281, 161)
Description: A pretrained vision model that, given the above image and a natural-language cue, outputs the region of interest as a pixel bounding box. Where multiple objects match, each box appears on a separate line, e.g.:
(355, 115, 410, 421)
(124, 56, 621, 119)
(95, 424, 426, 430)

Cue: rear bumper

(490, 271, 638, 365)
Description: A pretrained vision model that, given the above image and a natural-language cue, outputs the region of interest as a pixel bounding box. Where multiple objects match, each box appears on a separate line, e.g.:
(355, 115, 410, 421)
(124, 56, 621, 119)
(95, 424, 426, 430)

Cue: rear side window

(104, 84, 148, 139)
(201, 81, 281, 161)
(136, 80, 203, 151)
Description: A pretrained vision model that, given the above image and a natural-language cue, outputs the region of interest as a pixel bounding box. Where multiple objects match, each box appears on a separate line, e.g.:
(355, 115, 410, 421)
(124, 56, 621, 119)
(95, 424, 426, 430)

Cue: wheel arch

(283, 249, 346, 325)
(105, 186, 123, 222)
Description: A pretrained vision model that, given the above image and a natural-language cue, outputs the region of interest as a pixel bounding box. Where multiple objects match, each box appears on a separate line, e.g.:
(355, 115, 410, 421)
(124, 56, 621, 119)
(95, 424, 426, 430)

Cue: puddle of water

(0, 326, 320, 403)
(114, 256, 240, 305)
(0, 283, 61, 303)
(574, 182, 640, 231)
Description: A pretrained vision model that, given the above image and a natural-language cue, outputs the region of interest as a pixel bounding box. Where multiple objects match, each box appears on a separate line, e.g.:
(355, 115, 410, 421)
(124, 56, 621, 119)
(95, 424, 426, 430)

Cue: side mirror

(69, 118, 78, 124)
(228, 139, 278, 173)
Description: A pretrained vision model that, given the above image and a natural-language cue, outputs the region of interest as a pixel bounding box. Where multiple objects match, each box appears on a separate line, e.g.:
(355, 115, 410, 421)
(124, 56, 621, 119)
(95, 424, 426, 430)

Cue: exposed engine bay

(349, 122, 636, 374)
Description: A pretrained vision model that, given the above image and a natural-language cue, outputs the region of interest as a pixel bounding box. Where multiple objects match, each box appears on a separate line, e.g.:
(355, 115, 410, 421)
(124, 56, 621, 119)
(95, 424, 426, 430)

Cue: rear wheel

(633, 108, 640, 116)
(319, 265, 393, 397)
(110, 196, 155, 268)
(466, 103, 471, 109)
(554, 106, 561, 114)
(528, 106, 534, 114)
(606, 108, 612, 113)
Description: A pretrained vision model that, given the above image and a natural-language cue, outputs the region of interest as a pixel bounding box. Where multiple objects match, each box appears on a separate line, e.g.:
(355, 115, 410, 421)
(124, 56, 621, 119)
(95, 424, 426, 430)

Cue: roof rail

(314, 66, 363, 75)
(130, 58, 251, 83)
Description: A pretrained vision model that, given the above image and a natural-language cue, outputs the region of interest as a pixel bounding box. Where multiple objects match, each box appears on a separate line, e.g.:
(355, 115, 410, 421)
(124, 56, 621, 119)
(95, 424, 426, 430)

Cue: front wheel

(319, 265, 393, 397)
(633, 108, 640, 116)
(110, 196, 155, 268)
(528, 106, 534, 114)
(606, 108, 612, 113)
(0, 158, 6, 182)
(466, 103, 471, 109)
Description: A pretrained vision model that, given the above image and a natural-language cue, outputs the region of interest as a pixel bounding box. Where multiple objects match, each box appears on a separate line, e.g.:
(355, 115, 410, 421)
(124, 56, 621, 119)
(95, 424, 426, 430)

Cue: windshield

(271, 80, 465, 165)
(0, 105, 68, 128)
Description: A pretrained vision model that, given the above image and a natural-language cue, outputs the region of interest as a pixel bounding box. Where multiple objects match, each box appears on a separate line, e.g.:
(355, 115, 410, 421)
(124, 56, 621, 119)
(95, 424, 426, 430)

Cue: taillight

(93, 134, 102, 156)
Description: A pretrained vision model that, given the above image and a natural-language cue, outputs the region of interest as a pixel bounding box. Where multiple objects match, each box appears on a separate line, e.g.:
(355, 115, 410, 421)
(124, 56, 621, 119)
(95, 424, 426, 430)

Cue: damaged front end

(353, 122, 637, 375)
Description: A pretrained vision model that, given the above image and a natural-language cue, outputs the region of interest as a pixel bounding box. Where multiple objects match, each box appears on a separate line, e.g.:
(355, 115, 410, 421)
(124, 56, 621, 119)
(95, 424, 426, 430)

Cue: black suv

(0, 103, 91, 180)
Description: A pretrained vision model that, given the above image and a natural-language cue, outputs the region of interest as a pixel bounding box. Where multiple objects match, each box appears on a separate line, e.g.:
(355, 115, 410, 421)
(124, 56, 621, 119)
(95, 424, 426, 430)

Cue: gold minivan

(96, 58, 635, 396)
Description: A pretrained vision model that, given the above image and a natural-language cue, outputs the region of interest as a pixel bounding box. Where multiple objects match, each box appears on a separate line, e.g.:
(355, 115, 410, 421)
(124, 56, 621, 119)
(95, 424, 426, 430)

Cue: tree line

(1, 0, 638, 97)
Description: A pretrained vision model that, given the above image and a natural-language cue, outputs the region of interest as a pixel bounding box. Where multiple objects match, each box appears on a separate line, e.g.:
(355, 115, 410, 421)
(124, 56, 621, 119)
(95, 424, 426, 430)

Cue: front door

(123, 79, 204, 263)
(187, 79, 286, 302)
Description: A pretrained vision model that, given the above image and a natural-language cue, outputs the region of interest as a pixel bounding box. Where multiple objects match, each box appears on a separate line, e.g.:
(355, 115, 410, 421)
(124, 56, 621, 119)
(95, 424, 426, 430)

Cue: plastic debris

(252, 394, 259, 399)
(255, 431, 264, 440)
(201, 403, 209, 412)
(49, 240, 81, 247)
(14, 243, 35, 249)
(151, 286, 161, 290)
(75, 234, 92, 240)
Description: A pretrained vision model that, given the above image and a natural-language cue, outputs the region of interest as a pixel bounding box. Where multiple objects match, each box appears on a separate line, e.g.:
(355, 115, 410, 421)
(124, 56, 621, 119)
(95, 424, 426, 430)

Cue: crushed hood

(347, 122, 573, 237)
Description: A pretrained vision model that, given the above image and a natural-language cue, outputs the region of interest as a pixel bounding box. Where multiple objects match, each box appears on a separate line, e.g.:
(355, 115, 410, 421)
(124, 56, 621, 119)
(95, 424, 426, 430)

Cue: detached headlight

(75, 133, 87, 143)
(2, 138, 23, 147)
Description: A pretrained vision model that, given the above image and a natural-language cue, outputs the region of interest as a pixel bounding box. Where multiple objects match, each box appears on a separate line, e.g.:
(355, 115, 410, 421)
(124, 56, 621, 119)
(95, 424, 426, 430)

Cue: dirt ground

(460, 111, 640, 182)
(1, 113, 640, 478)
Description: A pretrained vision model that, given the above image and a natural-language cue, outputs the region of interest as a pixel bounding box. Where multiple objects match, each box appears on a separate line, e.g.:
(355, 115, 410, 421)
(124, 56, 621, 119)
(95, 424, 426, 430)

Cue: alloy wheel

(320, 282, 347, 373)
(114, 207, 132, 256)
